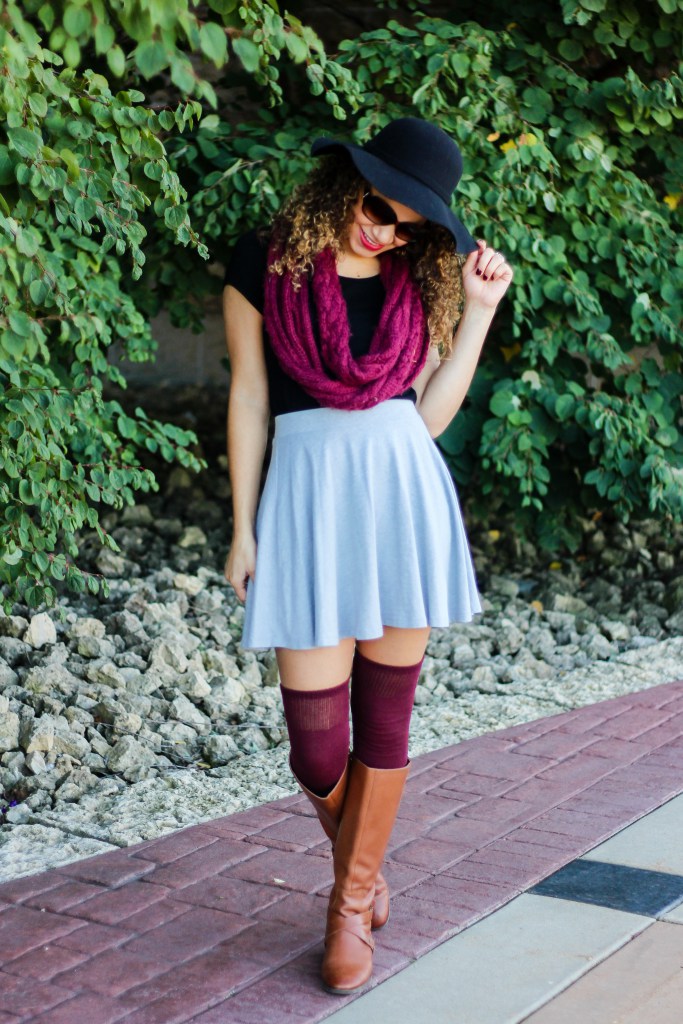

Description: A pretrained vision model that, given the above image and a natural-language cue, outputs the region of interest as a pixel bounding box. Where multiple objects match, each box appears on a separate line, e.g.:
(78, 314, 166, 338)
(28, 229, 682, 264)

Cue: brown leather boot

(290, 755, 390, 930)
(321, 757, 409, 995)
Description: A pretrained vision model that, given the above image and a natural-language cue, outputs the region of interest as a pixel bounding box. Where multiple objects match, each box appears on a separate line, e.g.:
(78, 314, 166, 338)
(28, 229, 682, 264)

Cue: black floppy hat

(310, 117, 477, 254)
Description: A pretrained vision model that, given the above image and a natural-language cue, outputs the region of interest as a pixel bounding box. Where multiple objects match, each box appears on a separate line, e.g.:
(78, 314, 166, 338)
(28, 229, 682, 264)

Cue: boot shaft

(331, 758, 409, 909)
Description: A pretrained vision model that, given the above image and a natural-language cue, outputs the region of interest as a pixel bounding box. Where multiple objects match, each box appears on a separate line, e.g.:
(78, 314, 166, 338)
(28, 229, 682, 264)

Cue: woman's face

(342, 184, 427, 258)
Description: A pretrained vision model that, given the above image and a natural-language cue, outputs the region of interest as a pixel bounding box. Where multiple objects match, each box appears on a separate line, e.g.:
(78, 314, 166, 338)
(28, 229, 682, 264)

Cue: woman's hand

(462, 239, 514, 310)
(224, 533, 257, 604)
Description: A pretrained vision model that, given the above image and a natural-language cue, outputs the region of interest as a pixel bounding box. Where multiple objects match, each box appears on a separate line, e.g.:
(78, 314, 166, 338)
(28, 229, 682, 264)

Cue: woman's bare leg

(276, 637, 356, 691)
(356, 625, 430, 665)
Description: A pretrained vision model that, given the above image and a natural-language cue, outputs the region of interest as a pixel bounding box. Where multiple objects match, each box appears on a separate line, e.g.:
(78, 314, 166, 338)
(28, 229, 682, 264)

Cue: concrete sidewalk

(0, 678, 681, 1023)
(326, 794, 683, 1024)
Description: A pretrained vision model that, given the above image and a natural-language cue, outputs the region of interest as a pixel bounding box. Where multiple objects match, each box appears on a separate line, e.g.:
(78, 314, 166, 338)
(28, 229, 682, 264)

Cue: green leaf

(29, 278, 49, 305)
(558, 38, 584, 61)
(14, 225, 38, 256)
(63, 37, 81, 67)
(111, 144, 128, 173)
(8, 127, 41, 160)
(63, 4, 91, 36)
(107, 46, 126, 79)
(28, 93, 48, 118)
(199, 22, 228, 65)
(490, 391, 516, 417)
(95, 20, 115, 53)
(0, 144, 14, 185)
(555, 395, 575, 421)
(33, 551, 50, 573)
(60, 147, 80, 180)
(521, 86, 553, 123)
(19, 479, 36, 505)
(449, 52, 470, 77)
(285, 32, 309, 63)
(50, 559, 67, 581)
(135, 40, 169, 78)
(232, 36, 260, 73)
(652, 109, 672, 128)
(655, 426, 678, 447)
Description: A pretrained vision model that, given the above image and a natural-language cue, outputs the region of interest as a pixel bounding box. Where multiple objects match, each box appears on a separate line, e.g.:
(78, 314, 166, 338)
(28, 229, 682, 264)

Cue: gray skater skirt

(241, 400, 482, 650)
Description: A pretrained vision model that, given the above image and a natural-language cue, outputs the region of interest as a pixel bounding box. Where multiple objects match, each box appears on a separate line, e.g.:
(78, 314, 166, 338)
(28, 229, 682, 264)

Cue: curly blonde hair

(262, 153, 466, 357)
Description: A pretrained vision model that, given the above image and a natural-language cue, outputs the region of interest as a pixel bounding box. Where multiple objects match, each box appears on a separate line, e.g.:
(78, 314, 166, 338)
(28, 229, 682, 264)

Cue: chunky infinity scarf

(263, 243, 430, 410)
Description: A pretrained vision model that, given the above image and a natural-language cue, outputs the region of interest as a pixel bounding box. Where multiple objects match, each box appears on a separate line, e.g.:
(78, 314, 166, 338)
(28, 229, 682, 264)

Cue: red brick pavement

(1, 679, 682, 1023)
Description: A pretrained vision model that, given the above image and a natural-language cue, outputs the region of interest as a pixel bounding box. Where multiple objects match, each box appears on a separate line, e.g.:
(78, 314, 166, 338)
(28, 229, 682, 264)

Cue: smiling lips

(359, 226, 384, 251)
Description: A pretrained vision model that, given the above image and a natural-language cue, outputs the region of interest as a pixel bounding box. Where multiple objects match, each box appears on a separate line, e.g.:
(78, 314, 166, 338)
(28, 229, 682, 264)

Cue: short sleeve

(223, 227, 270, 314)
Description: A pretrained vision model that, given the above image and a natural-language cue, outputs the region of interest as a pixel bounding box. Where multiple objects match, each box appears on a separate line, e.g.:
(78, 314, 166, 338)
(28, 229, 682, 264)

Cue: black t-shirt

(223, 228, 417, 417)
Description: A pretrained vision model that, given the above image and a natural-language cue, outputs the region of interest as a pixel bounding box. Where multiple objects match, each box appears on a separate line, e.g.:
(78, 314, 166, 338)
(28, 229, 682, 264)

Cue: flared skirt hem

(241, 401, 482, 651)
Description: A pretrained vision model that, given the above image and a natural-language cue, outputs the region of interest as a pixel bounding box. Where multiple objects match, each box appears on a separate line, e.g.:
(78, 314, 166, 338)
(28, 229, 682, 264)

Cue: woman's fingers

(475, 243, 505, 280)
(231, 574, 248, 604)
(471, 242, 513, 284)
(224, 543, 256, 604)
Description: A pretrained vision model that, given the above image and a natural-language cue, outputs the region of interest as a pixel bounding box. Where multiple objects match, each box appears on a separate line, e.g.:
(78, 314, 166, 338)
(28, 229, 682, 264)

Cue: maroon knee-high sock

(350, 649, 423, 769)
(280, 678, 350, 796)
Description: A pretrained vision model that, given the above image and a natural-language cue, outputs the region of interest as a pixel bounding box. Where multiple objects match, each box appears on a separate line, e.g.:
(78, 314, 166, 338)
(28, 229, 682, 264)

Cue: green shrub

(2, 0, 682, 616)
(0, 0, 357, 612)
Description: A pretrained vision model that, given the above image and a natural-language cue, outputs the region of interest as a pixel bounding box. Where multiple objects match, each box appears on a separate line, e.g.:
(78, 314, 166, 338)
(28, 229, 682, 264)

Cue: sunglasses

(361, 189, 428, 243)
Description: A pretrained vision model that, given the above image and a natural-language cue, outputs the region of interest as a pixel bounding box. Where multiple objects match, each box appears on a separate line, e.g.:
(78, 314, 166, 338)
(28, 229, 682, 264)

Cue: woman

(223, 117, 513, 995)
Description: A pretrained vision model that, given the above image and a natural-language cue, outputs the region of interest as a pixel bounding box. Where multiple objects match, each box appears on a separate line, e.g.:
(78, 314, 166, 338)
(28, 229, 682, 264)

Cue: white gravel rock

(23, 613, 56, 648)
(95, 549, 128, 577)
(169, 694, 210, 730)
(208, 676, 246, 706)
(0, 615, 28, 638)
(149, 637, 189, 673)
(176, 669, 212, 700)
(496, 618, 525, 655)
(77, 635, 117, 659)
(178, 525, 207, 548)
(23, 716, 56, 754)
(600, 619, 631, 642)
(202, 735, 240, 766)
(0, 712, 20, 753)
(106, 736, 157, 773)
(68, 617, 106, 640)
(86, 661, 127, 688)
(173, 573, 205, 596)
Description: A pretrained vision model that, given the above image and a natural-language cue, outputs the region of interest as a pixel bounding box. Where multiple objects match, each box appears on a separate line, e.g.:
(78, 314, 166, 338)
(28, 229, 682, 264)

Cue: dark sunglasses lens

(362, 192, 426, 242)
(396, 222, 422, 242)
(362, 194, 396, 226)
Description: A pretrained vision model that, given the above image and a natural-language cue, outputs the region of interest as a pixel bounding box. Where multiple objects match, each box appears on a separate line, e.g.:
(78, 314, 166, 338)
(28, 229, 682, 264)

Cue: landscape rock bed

(1, 395, 682, 880)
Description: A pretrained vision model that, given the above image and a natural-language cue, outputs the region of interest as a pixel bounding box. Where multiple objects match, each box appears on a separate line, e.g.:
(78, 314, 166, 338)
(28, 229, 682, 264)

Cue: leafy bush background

(1, 0, 682, 612)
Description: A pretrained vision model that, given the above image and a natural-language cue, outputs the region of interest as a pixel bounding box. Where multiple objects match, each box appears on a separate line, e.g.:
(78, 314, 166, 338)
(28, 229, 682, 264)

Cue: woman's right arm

(222, 284, 270, 602)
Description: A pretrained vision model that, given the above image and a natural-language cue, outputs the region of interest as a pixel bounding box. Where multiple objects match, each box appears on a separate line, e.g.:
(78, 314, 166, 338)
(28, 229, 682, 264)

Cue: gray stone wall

(110, 296, 228, 389)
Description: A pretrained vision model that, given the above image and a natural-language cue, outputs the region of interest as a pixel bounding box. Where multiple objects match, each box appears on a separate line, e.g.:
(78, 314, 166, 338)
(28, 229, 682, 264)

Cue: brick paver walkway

(1, 680, 682, 1023)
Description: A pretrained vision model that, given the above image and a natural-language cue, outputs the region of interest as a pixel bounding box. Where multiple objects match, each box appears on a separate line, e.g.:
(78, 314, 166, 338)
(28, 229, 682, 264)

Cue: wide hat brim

(310, 137, 478, 255)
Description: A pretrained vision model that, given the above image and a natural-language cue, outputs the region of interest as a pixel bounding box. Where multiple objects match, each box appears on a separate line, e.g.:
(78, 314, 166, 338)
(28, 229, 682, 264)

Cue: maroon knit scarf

(263, 243, 430, 410)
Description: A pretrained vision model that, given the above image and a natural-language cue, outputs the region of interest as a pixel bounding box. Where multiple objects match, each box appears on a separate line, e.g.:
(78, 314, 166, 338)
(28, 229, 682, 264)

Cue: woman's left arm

(417, 240, 514, 439)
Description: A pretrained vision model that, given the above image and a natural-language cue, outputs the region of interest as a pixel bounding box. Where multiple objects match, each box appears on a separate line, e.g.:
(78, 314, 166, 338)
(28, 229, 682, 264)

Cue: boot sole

(323, 981, 372, 996)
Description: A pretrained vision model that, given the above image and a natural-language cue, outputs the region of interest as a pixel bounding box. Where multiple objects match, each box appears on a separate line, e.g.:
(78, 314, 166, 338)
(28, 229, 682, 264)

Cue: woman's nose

(373, 224, 397, 245)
